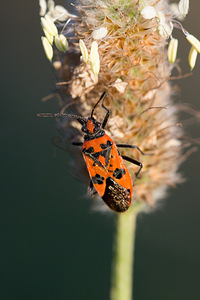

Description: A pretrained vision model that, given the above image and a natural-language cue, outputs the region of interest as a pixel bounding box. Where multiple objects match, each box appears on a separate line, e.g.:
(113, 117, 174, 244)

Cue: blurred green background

(1, 1, 200, 299)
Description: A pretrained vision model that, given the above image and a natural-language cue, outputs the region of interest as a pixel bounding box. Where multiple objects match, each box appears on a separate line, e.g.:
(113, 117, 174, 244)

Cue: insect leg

(121, 155, 143, 178)
(52, 136, 68, 151)
(72, 142, 83, 146)
(117, 144, 148, 156)
(52, 137, 83, 149)
(88, 179, 97, 196)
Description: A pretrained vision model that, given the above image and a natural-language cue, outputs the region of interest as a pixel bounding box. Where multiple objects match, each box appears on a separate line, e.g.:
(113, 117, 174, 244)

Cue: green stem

(110, 205, 143, 300)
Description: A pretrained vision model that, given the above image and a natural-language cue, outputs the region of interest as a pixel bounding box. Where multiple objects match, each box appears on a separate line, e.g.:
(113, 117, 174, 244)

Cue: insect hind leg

(122, 155, 143, 178)
(88, 180, 97, 196)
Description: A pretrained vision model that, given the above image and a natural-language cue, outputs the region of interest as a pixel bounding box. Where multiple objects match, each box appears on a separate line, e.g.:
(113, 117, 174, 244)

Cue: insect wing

(83, 154, 108, 198)
(82, 138, 133, 199)
(107, 144, 133, 195)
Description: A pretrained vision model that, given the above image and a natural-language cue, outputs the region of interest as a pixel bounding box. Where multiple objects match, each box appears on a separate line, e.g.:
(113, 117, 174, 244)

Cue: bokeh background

(1, 1, 200, 299)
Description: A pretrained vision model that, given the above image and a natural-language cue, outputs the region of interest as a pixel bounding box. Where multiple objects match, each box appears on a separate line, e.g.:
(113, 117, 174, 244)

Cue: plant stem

(110, 205, 143, 300)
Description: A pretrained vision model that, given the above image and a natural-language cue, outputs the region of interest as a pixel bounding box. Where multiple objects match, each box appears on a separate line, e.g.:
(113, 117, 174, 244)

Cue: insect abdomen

(102, 177, 131, 212)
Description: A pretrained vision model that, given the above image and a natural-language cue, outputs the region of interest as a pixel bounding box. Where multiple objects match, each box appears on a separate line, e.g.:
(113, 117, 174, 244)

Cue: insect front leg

(72, 142, 83, 146)
(52, 136, 68, 151)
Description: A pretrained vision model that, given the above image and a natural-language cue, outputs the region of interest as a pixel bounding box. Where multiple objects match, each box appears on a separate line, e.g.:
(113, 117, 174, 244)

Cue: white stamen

(41, 36, 53, 61)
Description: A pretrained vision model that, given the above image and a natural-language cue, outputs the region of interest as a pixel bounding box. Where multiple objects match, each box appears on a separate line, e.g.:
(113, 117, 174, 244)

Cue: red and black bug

(38, 92, 146, 212)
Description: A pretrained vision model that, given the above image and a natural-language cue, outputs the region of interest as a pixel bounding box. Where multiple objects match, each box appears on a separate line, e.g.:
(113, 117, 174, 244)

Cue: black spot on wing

(82, 146, 94, 154)
(92, 174, 105, 185)
(113, 168, 126, 179)
(93, 150, 108, 159)
(83, 142, 113, 167)
(100, 140, 113, 149)
(92, 148, 111, 167)
(93, 152, 100, 159)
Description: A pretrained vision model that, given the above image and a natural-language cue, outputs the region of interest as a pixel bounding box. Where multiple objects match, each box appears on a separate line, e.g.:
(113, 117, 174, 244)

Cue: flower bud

(157, 22, 172, 38)
(55, 34, 69, 52)
(47, 1, 77, 21)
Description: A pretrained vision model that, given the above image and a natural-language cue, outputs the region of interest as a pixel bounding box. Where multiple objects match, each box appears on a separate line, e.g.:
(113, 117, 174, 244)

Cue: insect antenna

(90, 91, 107, 119)
(37, 113, 87, 125)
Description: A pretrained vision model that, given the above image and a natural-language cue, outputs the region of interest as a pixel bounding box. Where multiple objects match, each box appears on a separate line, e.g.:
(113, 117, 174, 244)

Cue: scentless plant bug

(38, 92, 147, 212)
